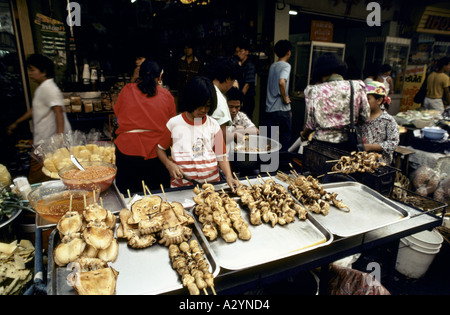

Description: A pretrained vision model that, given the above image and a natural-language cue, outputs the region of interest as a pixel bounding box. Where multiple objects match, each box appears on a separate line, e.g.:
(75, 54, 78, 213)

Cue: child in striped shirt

(157, 76, 240, 191)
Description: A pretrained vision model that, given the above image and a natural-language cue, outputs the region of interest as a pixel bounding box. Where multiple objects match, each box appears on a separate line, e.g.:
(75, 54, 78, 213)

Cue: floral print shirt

(304, 79, 370, 144)
(232, 111, 255, 129)
(360, 111, 399, 165)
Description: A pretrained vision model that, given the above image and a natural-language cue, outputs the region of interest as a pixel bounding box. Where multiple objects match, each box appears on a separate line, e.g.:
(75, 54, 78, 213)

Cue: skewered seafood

(158, 225, 193, 246)
(83, 221, 114, 250)
(54, 237, 86, 267)
(168, 240, 216, 295)
(67, 257, 119, 295)
(277, 171, 350, 214)
(56, 211, 83, 238)
(116, 196, 194, 248)
(237, 177, 303, 227)
(193, 183, 251, 242)
(331, 151, 386, 174)
(116, 208, 157, 248)
(54, 200, 118, 267)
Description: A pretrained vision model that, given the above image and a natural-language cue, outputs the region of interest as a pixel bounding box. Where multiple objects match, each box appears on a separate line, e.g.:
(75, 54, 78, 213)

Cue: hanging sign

(417, 6, 450, 35)
(310, 20, 334, 42)
(34, 13, 67, 66)
(400, 65, 427, 112)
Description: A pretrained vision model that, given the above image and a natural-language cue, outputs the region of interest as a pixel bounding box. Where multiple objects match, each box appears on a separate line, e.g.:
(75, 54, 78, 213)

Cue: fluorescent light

(131, 0, 137, 3)
(289, 10, 298, 15)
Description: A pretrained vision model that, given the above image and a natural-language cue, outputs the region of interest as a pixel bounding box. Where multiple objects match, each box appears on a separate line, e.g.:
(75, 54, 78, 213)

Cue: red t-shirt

(114, 84, 176, 159)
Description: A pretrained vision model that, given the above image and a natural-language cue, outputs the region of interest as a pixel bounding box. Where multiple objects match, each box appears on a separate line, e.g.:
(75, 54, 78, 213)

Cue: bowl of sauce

(28, 180, 100, 223)
(58, 161, 117, 193)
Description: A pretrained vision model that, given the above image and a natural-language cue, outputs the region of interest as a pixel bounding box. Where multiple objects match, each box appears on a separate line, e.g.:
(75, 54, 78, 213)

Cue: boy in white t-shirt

(157, 76, 240, 191)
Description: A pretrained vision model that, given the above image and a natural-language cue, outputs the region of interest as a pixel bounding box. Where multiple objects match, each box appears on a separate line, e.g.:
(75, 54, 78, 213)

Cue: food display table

(36, 175, 443, 295)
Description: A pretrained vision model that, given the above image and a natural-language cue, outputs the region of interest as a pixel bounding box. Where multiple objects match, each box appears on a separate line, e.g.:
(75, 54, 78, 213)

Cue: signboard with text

(311, 20, 333, 42)
(400, 65, 427, 112)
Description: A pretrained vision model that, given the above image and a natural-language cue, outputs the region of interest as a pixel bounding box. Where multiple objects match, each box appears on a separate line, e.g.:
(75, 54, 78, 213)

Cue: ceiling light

(289, 10, 298, 15)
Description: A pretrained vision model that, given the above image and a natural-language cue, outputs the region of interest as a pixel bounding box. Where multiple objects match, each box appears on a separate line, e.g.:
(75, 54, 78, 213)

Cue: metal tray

(47, 220, 219, 295)
(303, 182, 410, 238)
(191, 177, 333, 271)
(36, 183, 127, 229)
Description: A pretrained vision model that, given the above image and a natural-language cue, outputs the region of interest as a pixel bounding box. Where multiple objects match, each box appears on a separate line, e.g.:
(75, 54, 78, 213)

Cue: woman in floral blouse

(300, 53, 370, 152)
(361, 81, 399, 165)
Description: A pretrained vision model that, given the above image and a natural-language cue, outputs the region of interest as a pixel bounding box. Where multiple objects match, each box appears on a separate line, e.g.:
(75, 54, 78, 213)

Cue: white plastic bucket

(395, 229, 443, 279)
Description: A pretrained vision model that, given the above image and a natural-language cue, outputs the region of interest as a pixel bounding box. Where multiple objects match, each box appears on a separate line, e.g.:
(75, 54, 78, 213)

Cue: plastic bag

(35, 130, 116, 179)
(327, 264, 390, 295)
(411, 166, 443, 197)
(434, 177, 450, 203)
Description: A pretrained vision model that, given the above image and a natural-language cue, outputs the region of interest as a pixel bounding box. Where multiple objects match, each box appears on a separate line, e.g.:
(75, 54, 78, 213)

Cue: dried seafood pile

(193, 183, 251, 242)
(54, 203, 118, 267)
(331, 152, 386, 174)
(117, 195, 194, 248)
(169, 240, 216, 295)
(0, 240, 34, 295)
(277, 172, 350, 215)
(53, 201, 119, 295)
(236, 176, 307, 227)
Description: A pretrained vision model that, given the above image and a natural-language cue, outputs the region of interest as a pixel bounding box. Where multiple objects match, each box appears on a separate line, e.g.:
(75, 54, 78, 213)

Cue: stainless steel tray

(191, 177, 333, 271)
(36, 183, 127, 229)
(304, 182, 410, 238)
(47, 221, 219, 295)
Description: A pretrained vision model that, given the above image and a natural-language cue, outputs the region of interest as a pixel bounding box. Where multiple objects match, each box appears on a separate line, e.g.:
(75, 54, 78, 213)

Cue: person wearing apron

(114, 59, 176, 193)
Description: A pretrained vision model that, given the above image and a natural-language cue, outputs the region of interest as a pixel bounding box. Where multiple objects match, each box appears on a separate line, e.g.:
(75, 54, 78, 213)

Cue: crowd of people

(6, 43, 449, 193)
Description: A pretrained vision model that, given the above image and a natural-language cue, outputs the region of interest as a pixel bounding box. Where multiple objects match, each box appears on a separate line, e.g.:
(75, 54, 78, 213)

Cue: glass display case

(364, 36, 411, 95)
(292, 41, 346, 94)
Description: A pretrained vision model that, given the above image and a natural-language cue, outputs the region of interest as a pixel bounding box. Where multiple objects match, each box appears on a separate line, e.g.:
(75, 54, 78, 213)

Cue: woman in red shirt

(114, 60, 176, 193)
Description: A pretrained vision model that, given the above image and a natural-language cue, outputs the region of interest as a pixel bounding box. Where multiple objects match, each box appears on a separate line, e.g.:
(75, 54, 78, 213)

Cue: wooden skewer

(289, 163, 300, 177)
(93, 189, 97, 204)
(245, 176, 253, 187)
(160, 183, 183, 222)
(69, 194, 73, 212)
(233, 172, 240, 183)
(160, 184, 168, 202)
(317, 170, 343, 179)
(327, 171, 342, 175)
(145, 185, 152, 196)
(142, 180, 146, 196)
(256, 175, 264, 184)
(83, 194, 87, 208)
(266, 172, 275, 181)
(203, 288, 208, 295)
(326, 160, 340, 163)
(100, 197, 104, 208)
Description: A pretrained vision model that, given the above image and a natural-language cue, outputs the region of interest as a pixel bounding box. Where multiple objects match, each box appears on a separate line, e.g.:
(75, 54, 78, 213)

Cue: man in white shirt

(8, 54, 71, 183)
(207, 56, 241, 142)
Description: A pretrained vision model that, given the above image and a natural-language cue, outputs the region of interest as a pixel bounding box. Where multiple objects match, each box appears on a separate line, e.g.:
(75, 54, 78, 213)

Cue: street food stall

(36, 174, 443, 295)
(1, 129, 445, 296)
